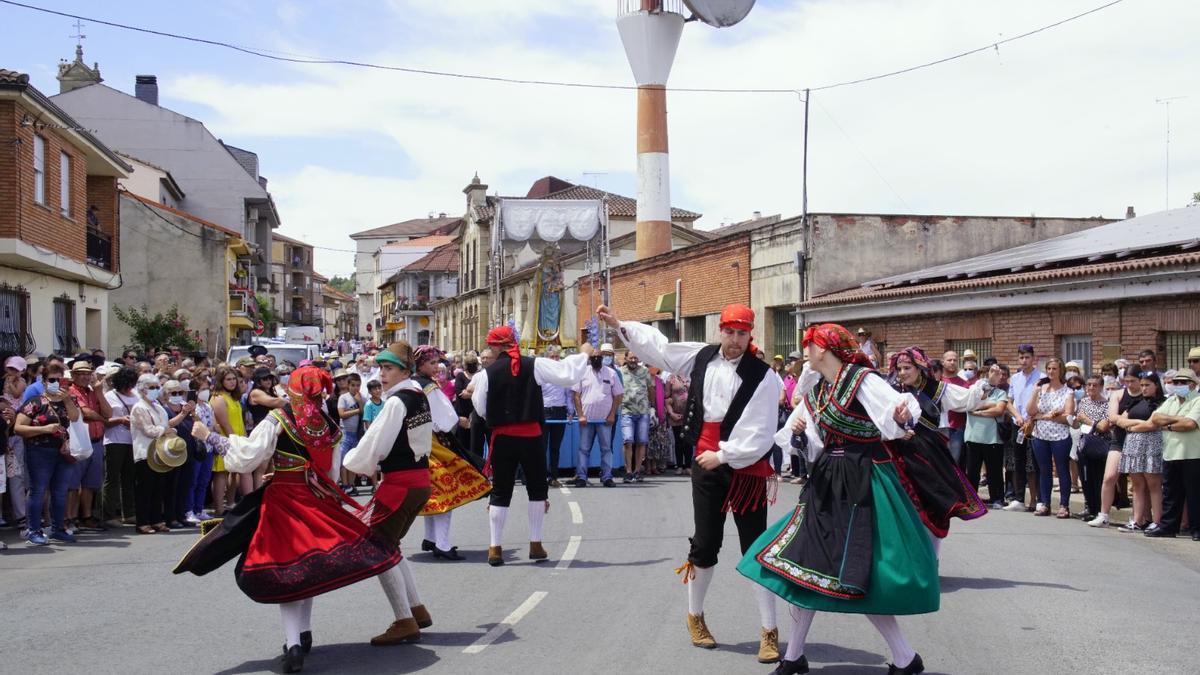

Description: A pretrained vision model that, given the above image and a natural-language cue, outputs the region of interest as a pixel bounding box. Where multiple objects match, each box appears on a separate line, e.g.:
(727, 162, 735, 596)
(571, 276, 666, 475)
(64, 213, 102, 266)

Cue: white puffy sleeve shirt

(343, 379, 432, 474)
(471, 353, 590, 421)
(619, 320, 781, 470)
(214, 415, 282, 474)
(938, 380, 989, 413)
(775, 364, 920, 463)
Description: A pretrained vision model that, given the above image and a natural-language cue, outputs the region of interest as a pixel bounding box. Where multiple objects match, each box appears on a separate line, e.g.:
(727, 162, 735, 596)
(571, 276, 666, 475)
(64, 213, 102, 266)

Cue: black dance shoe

(772, 656, 809, 674)
(433, 546, 464, 560)
(887, 653, 924, 674)
(421, 539, 436, 552)
(281, 644, 304, 673)
(300, 631, 312, 654)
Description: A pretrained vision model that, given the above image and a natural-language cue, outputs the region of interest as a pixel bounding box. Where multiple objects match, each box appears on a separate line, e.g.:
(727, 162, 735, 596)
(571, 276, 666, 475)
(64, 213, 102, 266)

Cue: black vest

(681, 345, 770, 446)
(378, 388, 431, 473)
(484, 354, 543, 426)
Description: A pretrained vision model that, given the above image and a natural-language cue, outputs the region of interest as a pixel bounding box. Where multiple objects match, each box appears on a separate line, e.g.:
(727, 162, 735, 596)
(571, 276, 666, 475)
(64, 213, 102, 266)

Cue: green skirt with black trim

(737, 461, 939, 615)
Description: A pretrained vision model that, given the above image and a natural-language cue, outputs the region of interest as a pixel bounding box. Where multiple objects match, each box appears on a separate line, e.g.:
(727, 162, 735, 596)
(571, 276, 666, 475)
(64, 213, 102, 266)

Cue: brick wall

(866, 297, 1200, 372)
(0, 99, 93, 264)
(87, 175, 119, 272)
(576, 233, 750, 335)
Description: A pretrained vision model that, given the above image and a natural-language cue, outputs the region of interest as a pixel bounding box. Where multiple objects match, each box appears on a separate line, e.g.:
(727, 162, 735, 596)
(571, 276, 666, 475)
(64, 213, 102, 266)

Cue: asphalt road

(3, 476, 1198, 675)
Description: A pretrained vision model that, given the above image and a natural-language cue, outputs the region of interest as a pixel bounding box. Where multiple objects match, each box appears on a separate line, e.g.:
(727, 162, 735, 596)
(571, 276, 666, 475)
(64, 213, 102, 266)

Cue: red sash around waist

(697, 421, 775, 513)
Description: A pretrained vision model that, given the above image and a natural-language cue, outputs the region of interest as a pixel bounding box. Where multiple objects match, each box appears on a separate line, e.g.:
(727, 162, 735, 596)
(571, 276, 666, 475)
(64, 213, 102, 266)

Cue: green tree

(112, 304, 202, 353)
(328, 275, 355, 294)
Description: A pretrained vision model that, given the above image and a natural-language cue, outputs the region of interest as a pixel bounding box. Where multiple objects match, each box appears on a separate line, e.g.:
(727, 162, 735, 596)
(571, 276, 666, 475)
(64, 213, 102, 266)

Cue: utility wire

(2, 0, 1126, 95)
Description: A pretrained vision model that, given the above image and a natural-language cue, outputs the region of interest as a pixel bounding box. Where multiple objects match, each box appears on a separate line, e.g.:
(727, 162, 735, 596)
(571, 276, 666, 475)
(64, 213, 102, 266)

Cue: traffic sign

(254, 319, 265, 336)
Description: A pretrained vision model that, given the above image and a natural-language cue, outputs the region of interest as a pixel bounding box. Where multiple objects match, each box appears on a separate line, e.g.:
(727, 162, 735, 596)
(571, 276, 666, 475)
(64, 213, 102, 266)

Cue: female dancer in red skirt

(176, 366, 400, 673)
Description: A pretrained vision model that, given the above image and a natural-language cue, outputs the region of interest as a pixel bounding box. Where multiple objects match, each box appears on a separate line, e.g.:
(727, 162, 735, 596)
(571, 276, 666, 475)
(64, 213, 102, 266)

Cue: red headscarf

(719, 304, 760, 358)
(888, 346, 932, 379)
(801, 323, 874, 368)
(486, 325, 522, 376)
(285, 365, 338, 473)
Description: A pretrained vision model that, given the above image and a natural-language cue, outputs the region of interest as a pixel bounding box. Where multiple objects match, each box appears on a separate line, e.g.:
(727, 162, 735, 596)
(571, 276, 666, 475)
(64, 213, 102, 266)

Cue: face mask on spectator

(1166, 384, 1193, 398)
(169, 394, 185, 405)
(602, 356, 614, 367)
(146, 387, 161, 400)
(198, 389, 211, 402)
(1103, 375, 1116, 387)
(46, 381, 61, 395)
(280, 374, 290, 386)
(960, 368, 976, 379)
(1073, 388, 1085, 400)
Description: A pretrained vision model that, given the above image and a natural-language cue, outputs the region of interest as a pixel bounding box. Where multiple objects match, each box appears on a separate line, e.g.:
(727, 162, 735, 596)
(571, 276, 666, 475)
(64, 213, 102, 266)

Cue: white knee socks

(432, 512, 452, 550)
(398, 557, 422, 607)
(489, 505, 509, 547)
(299, 598, 313, 633)
(280, 600, 305, 647)
(378, 565, 412, 619)
(784, 606, 816, 660)
(866, 614, 916, 668)
(687, 565, 714, 615)
(423, 517, 436, 543)
(755, 585, 778, 630)
(528, 501, 546, 542)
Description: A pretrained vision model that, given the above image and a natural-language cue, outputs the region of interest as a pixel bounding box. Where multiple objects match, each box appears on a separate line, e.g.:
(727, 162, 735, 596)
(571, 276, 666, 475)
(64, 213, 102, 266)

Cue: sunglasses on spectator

(147, 386, 161, 391)
(1190, 359, 1200, 364)
(46, 377, 61, 383)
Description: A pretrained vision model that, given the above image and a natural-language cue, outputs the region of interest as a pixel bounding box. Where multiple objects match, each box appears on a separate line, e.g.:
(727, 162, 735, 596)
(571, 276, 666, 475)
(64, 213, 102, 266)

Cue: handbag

(1077, 429, 1111, 462)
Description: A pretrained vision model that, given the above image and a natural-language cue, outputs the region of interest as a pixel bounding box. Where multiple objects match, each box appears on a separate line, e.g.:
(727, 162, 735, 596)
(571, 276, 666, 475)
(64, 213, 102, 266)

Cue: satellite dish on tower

(682, 0, 756, 27)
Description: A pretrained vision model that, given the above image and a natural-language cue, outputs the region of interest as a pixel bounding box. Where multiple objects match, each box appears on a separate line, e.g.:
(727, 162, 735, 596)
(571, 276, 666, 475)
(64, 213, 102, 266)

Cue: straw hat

(148, 435, 188, 473)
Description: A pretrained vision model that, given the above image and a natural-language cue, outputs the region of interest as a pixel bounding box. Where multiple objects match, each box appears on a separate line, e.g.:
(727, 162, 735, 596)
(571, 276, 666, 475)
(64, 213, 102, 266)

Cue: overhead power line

(1, 0, 1125, 95)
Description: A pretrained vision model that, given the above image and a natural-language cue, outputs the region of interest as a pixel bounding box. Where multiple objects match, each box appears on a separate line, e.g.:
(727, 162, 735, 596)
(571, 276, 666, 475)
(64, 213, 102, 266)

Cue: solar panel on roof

(864, 208, 1200, 288)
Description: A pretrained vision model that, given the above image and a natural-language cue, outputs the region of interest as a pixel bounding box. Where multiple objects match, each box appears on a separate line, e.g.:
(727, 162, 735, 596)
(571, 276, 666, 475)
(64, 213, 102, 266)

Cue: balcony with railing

(87, 227, 113, 270)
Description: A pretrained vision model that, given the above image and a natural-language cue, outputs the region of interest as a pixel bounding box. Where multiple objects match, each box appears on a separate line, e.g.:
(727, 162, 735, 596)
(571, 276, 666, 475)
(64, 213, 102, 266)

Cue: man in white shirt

(1003, 343, 1044, 511)
(599, 302, 782, 665)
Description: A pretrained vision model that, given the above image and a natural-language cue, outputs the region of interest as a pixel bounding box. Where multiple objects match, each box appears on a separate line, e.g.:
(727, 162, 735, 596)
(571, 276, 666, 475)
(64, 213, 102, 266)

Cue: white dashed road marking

(568, 501, 583, 524)
(556, 535, 582, 570)
(463, 591, 549, 654)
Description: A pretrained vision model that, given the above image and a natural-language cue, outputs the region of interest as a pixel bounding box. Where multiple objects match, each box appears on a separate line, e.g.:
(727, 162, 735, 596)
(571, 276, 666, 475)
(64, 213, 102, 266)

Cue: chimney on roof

(1125, 206, 1136, 219)
(752, 211, 762, 220)
(135, 75, 158, 106)
(463, 173, 488, 209)
(258, 176, 268, 189)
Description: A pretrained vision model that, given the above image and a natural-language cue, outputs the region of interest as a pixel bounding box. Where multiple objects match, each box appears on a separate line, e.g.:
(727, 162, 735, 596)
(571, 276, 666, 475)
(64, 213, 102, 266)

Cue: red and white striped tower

(617, 1, 685, 260)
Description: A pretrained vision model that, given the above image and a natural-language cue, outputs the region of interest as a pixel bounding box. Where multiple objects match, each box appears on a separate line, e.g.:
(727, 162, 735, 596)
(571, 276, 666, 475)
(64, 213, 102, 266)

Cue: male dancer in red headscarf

(598, 303, 783, 665)
(470, 326, 592, 566)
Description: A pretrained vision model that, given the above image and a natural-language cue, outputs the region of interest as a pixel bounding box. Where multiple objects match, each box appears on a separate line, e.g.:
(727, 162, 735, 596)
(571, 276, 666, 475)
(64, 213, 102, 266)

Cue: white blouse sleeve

(344, 395, 407, 475)
(856, 374, 921, 441)
(940, 380, 988, 413)
(533, 353, 590, 388)
(130, 403, 168, 440)
(775, 368, 825, 463)
(715, 369, 783, 470)
(427, 387, 459, 433)
(217, 415, 281, 474)
(617, 320, 704, 376)
(470, 370, 489, 421)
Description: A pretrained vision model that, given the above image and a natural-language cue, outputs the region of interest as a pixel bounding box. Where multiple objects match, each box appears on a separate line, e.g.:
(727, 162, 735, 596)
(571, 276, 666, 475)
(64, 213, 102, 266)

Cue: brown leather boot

(528, 541, 548, 560)
(411, 604, 432, 629)
(687, 613, 716, 649)
(758, 627, 780, 663)
(369, 617, 420, 646)
(487, 545, 504, 567)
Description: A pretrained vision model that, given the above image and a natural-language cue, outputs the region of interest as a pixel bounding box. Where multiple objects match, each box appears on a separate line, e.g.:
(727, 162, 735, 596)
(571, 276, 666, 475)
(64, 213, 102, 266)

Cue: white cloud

(167, 0, 1200, 276)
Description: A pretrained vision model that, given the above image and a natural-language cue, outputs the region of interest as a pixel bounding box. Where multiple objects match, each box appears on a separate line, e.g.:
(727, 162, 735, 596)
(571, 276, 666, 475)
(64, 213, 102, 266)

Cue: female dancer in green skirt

(738, 324, 937, 675)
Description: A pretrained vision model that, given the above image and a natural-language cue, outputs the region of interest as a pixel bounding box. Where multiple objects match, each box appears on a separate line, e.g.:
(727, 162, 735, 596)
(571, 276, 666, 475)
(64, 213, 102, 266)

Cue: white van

(282, 326, 322, 345)
(226, 343, 321, 368)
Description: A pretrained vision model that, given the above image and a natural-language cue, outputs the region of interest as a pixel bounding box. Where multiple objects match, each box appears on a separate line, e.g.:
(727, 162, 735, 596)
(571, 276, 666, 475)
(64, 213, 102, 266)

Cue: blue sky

(3, 0, 1198, 276)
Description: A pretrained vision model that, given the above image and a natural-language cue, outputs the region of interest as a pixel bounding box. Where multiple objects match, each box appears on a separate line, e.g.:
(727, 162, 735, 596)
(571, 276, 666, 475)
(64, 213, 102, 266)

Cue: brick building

(0, 68, 130, 357)
(576, 231, 750, 345)
(798, 208, 1200, 372)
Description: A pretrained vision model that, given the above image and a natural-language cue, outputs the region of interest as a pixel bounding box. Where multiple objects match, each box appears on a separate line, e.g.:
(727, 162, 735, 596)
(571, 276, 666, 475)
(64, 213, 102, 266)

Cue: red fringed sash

(697, 422, 777, 514)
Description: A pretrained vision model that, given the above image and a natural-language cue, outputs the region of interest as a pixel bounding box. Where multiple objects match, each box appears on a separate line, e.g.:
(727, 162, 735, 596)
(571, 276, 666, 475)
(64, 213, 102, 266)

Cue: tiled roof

(802, 251, 1200, 307)
(473, 178, 701, 223)
(272, 232, 311, 247)
(405, 243, 459, 273)
(350, 216, 462, 240)
(379, 235, 456, 250)
(0, 69, 30, 85)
